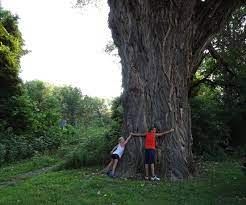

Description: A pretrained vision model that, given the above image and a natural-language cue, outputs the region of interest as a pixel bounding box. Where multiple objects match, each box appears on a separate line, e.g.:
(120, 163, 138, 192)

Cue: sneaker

(151, 176, 160, 181)
(106, 170, 111, 176)
(109, 172, 116, 178)
(107, 171, 115, 177)
(144, 176, 149, 180)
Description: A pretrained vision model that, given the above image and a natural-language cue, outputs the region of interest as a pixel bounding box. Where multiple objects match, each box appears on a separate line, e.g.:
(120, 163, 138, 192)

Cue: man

(131, 127, 174, 181)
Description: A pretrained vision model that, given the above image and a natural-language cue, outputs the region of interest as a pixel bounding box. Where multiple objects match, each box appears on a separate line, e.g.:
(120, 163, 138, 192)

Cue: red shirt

(145, 132, 156, 149)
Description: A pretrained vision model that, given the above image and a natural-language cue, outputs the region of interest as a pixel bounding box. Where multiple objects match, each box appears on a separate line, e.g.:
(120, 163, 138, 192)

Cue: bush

(63, 136, 109, 169)
(190, 86, 229, 159)
(61, 97, 123, 170)
(0, 132, 34, 163)
(62, 126, 113, 169)
(201, 146, 228, 161)
(0, 124, 69, 165)
(0, 144, 6, 165)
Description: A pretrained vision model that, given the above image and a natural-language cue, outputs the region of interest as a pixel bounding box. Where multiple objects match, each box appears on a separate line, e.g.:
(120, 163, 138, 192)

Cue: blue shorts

(145, 149, 155, 164)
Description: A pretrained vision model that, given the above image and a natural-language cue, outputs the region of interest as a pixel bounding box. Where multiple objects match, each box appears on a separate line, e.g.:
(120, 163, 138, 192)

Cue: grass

(0, 154, 60, 182)
(0, 160, 245, 205)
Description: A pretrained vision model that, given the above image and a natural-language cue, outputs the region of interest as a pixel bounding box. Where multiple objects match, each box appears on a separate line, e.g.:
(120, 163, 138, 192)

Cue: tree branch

(204, 79, 240, 89)
(207, 43, 236, 76)
(190, 65, 217, 91)
(191, 51, 209, 77)
(192, 0, 242, 55)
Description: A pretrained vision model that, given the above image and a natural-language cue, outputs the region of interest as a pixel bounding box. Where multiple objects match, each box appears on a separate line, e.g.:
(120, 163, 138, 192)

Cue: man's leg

(150, 163, 155, 177)
(150, 150, 160, 180)
(145, 164, 149, 178)
(145, 149, 150, 179)
(111, 159, 118, 175)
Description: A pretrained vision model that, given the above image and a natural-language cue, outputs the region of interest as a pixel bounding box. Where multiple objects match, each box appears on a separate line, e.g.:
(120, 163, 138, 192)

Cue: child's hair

(118, 137, 124, 142)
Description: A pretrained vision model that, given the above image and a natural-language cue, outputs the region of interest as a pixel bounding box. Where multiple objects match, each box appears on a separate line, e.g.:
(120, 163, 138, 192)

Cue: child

(131, 127, 174, 181)
(105, 134, 132, 177)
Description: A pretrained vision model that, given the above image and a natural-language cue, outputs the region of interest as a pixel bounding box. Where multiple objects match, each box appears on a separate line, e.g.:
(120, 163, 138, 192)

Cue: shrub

(0, 125, 69, 164)
(0, 132, 34, 163)
(190, 86, 229, 159)
(0, 144, 6, 165)
(62, 127, 112, 169)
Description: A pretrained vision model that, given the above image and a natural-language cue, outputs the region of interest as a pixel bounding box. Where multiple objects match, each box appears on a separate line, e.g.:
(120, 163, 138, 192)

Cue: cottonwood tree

(107, 0, 243, 179)
(77, 0, 243, 179)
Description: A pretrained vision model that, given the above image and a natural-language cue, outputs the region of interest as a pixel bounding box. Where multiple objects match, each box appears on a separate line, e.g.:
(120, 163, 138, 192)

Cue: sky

(1, 0, 122, 98)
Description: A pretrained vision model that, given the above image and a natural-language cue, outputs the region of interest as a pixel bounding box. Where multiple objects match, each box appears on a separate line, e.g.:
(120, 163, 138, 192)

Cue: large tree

(107, 0, 243, 179)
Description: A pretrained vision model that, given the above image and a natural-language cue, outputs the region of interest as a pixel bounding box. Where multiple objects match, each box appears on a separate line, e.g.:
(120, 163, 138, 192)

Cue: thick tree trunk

(108, 0, 241, 179)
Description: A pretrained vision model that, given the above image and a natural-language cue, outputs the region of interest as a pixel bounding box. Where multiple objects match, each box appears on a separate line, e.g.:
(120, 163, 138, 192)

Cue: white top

(113, 144, 125, 158)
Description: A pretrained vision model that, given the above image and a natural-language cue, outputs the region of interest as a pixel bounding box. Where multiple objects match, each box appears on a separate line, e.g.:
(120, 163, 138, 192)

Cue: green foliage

(61, 126, 111, 169)
(210, 6, 246, 147)
(81, 95, 109, 127)
(0, 79, 112, 165)
(0, 130, 32, 163)
(54, 86, 109, 127)
(5, 94, 36, 133)
(0, 9, 23, 98)
(105, 96, 123, 145)
(190, 6, 246, 158)
(190, 85, 227, 158)
(0, 79, 65, 165)
(24, 81, 62, 132)
(61, 97, 124, 169)
(54, 86, 82, 125)
(0, 143, 6, 164)
(0, 8, 25, 133)
(0, 125, 68, 165)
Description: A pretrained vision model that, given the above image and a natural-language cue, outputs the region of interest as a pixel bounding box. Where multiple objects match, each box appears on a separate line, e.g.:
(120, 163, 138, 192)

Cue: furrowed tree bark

(108, 0, 242, 179)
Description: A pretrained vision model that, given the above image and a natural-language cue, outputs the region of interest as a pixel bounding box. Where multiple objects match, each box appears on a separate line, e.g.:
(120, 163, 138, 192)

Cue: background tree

(54, 86, 83, 126)
(0, 9, 25, 132)
(190, 5, 246, 156)
(0, 9, 23, 98)
(24, 80, 62, 133)
(81, 95, 108, 127)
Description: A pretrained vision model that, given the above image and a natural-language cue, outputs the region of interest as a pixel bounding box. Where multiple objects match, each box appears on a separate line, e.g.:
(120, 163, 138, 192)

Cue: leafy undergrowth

(59, 125, 114, 169)
(0, 160, 245, 205)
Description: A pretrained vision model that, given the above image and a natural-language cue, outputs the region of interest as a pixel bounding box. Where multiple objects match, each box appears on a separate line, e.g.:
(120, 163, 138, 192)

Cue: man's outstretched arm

(156, 128, 175, 137)
(130, 132, 146, 137)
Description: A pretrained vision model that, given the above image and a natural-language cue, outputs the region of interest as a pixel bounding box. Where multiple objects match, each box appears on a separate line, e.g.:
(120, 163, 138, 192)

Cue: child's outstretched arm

(110, 145, 118, 154)
(124, 134, 132, 145)
(156, 128, 175, 137)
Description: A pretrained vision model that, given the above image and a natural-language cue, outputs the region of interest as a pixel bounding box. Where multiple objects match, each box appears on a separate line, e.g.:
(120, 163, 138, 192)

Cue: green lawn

(0, 154, 60, 182)
(0, 159, 245, 205)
